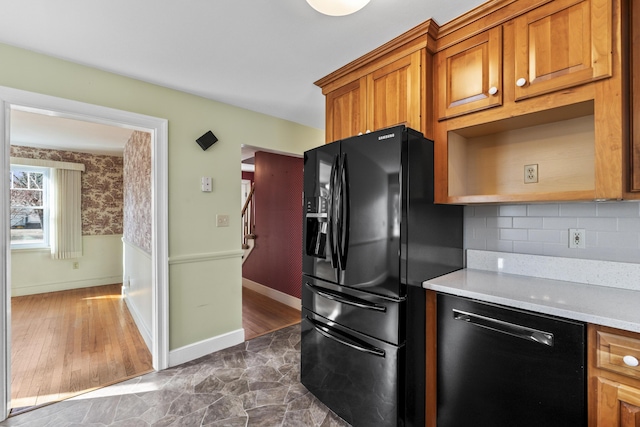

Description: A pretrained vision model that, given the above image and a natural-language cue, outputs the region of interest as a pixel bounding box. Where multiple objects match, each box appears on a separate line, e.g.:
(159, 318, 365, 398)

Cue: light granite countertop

(422, 250, 640, 333)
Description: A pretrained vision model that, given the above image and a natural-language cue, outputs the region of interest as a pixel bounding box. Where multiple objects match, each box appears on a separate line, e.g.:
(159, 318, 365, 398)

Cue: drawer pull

(306, 282, 387, 312)
(623, 355, 639, 367)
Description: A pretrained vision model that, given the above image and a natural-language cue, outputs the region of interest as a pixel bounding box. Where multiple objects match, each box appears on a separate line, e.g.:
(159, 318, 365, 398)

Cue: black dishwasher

(437, 294, 586, 427)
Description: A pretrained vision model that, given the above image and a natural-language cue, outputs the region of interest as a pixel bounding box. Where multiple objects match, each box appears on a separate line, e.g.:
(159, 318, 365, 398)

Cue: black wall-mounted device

(196, 131, 218, 151)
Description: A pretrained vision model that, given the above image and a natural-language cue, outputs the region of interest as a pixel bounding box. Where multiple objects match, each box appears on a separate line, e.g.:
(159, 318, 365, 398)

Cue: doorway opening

(0, 86, 168, 421)
(240, 145, 302, 340)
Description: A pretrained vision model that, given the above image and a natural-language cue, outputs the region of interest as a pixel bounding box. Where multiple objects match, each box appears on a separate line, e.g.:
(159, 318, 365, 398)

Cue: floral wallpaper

(123, 131, 152, 254)
(10, 145, 124, 236)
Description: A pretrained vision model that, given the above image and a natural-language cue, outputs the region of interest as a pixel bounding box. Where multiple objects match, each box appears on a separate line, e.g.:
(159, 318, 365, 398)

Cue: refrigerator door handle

(453, 309, 555, 347)
(305, 282, 387, 312)
(306, 316, 386, 357)
(328, 155, 340, 269)
(338, 152, 350, 270)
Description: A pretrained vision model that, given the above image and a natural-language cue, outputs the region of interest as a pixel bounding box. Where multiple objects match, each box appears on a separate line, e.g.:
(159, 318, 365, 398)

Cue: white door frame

(0, 86, 169, 420)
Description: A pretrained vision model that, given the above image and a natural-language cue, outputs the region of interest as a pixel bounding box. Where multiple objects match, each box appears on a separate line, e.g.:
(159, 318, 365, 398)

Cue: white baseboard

(242, 278, 301, 310)
(122, 286, 152, 352)
(11, 275, 123, 297)
(168, 328, 245, 368)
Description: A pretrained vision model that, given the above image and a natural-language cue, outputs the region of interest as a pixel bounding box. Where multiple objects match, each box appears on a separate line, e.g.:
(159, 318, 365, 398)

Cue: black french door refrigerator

(301, 126, 464, 427)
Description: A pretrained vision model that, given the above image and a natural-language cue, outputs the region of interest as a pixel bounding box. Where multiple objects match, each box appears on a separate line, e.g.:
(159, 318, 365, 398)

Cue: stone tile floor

(0, 324, 350, 426)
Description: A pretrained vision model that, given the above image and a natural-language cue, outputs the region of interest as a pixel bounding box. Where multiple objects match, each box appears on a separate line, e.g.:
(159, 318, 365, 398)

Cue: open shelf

(447, 101, 596, 203)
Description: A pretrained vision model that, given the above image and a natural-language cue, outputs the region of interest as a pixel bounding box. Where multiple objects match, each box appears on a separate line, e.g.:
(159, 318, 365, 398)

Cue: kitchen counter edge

(422, 268, 640, 333)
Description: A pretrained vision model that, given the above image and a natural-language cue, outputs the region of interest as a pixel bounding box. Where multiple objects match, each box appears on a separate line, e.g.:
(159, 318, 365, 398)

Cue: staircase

(241, 182, 256, 263)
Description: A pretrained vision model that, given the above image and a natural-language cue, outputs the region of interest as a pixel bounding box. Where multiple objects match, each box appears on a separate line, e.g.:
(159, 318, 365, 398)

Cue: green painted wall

(0, 42, 325, 350)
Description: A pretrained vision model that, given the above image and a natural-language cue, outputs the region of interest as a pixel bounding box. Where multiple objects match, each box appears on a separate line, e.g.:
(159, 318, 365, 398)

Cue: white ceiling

(0, 0, 485, 135)
(10, 109, 133, 156)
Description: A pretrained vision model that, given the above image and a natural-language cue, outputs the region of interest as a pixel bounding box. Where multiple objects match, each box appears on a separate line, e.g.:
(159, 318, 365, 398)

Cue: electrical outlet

(216, 214, 230, 227)
(569, 228, 586, 249)
(524, 164, 538, 183)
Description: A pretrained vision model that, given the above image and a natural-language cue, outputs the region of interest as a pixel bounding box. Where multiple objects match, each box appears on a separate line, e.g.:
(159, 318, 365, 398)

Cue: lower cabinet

(589, 325, 640, 427)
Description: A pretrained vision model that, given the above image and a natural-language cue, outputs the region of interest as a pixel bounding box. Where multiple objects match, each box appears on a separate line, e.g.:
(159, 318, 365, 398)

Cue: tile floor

(0, 324, 350, 426)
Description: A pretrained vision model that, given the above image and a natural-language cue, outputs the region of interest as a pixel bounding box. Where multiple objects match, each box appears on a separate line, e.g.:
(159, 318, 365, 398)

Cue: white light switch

(201, 177, 212, 192)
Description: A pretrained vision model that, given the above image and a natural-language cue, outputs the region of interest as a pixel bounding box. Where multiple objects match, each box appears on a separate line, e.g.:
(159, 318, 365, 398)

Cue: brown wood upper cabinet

(513, 0, 612, 100)
(323, 51, 422, 143)
(325, 78, 367, 143)
(436, 27, 503, 120)
(316, 20, 437, 143)
(324, 53, 422, 142)
(437, 0, 612, 121)
(631, 0, 640, 192)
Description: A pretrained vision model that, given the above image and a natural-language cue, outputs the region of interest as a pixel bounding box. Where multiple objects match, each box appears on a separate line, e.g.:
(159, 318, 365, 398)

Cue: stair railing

(241, 183, 255, 249)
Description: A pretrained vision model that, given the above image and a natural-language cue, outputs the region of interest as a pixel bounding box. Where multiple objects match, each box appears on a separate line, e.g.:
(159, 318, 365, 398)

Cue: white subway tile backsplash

(513, 217, 543, 229)
(486, 239, 513, 252)
(597, 231, 639, 249)
(577, 217, 618, 231)
(500, 228, 529, 241)
(619, 218, 640, 232)
(527, 204, 559, 217)
(499, 205, 527, 217)
(487, 217, 513, 228)
(528, 229, 561, 243)
(513, 241, 545, 254)
(474, 227, 500, 240)
(597, 201, 640, 218)
(463, 201, 640, 263)
(542, 217, 578, 229)
(466, 217, 487, 229)
(559, 203, 597, 217)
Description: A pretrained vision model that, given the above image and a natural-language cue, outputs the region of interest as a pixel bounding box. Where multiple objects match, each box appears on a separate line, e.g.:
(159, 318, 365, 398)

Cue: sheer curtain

(10, 157, 85, 259)
(50, 168, 83, 259)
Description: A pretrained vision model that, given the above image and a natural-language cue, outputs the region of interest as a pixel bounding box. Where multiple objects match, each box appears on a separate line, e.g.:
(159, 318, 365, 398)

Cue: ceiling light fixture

(306, 0, 370, 16)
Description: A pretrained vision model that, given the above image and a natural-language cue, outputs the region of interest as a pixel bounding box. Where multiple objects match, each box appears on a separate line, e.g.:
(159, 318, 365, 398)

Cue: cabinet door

(632, 0, 640, 192)
(367, 51, 422, 132)
(325, 77, 367, 143)
(436, 27, 502, 120)
(513, 0, 611, 101)
(595, 378, 640, 427)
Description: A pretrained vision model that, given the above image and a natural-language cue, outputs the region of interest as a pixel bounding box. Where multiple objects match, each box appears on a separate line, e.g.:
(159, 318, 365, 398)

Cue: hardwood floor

(242, 286, 301, 341)
(10, 283, 300, 412)
(10, 284, 153, 410)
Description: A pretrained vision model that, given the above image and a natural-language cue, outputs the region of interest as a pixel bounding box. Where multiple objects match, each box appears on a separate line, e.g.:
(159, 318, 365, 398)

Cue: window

(10, 165, 49, 249)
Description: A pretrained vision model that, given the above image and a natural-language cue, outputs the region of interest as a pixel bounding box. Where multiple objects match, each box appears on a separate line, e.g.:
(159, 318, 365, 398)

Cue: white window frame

(9, 164, 50, 250)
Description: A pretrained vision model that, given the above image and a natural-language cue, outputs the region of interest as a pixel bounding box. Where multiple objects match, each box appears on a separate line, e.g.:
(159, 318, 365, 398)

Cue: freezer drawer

(302, 275, 403, 345)
(437, 294, 586, 427)
(301, 309, 403, 427)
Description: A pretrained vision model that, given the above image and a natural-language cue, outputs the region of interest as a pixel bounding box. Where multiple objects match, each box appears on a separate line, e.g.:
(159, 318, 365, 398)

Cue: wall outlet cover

(569, 228, 586, 249)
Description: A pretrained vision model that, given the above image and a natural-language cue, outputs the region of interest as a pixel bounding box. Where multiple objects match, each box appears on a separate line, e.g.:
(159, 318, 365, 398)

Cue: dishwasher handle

(453, 309, 554, 347)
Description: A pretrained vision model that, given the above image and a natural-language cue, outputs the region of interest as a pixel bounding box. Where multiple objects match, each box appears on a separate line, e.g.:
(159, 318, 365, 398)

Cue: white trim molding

(169, 249, 245, 265)
(123, 287, 152, 352)
(168, 329, 245, 368)
(0, 86, 170, 419)
(242, 278, 302, 310)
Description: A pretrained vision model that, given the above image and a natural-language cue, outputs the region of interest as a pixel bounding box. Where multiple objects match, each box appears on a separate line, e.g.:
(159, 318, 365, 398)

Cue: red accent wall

(242, 152, 303, 299)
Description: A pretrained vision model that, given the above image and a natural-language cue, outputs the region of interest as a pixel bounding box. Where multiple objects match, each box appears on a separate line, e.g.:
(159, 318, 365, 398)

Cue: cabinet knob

(516, 78, 527, 87)
(623, 355, 639, 367)
(488, 86, 498, 95)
